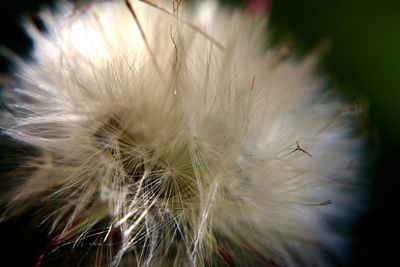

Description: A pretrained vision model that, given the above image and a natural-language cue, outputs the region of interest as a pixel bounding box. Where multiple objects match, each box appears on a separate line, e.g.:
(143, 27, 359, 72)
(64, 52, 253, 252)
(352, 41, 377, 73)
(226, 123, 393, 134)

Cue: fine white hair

(1, 0, 364, 266)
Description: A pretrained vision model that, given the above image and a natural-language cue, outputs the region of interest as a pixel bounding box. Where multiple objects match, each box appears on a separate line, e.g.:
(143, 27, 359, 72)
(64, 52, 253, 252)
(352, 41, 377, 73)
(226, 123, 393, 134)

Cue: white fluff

(1, 0, 363, 266)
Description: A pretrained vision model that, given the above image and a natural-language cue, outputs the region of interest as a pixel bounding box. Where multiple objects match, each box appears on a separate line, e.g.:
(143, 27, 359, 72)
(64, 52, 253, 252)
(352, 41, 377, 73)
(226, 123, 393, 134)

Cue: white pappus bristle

(0, 0, 364, 266)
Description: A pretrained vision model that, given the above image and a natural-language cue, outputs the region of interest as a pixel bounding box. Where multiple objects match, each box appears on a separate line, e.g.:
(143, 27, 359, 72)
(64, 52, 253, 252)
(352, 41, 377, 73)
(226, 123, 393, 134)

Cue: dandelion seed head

(1, 0, 365, 266)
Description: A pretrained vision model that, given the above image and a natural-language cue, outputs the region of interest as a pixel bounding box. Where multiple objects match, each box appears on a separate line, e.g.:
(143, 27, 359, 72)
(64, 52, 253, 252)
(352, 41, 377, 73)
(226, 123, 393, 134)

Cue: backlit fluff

(0, 0, 363, 266)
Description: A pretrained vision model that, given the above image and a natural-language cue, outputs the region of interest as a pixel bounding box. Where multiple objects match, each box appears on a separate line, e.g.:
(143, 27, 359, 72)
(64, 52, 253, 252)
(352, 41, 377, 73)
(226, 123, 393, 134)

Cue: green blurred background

(269, 1, 400, 266)
(1, 0, 399, 266)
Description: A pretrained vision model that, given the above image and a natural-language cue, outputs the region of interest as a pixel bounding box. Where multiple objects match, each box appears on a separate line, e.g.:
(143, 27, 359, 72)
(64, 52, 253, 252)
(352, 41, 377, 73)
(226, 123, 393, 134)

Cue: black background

(1, 0, 399, 266)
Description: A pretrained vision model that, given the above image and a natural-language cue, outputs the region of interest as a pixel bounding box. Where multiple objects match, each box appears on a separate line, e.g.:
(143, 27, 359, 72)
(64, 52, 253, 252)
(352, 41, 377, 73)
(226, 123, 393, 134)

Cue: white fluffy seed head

(1, 0, 364, 266)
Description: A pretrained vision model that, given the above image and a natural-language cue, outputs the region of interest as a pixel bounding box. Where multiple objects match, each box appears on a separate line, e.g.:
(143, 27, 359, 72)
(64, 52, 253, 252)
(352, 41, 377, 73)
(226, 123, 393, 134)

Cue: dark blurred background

(1, 0, 399, 266)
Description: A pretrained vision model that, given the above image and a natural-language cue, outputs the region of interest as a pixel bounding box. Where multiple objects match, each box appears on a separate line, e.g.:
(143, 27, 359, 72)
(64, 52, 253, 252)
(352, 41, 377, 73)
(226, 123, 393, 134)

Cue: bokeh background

(1, 0, 399, 266)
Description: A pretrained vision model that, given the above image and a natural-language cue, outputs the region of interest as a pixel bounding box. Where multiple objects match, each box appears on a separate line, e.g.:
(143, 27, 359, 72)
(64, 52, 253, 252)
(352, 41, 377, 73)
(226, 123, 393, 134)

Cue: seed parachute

(0, 0, 364, 266)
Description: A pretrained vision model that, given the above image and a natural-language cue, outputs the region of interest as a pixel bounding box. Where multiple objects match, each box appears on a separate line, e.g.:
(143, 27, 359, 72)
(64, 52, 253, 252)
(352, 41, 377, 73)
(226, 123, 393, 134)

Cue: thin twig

(285, 141, 313, 157)
(124, 0, 163, 75)
(139, 0, 224, 50)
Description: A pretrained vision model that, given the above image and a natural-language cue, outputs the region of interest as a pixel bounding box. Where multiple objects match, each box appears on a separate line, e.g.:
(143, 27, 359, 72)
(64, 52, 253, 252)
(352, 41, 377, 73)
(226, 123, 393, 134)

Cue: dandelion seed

(1, 0, 365, 266)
